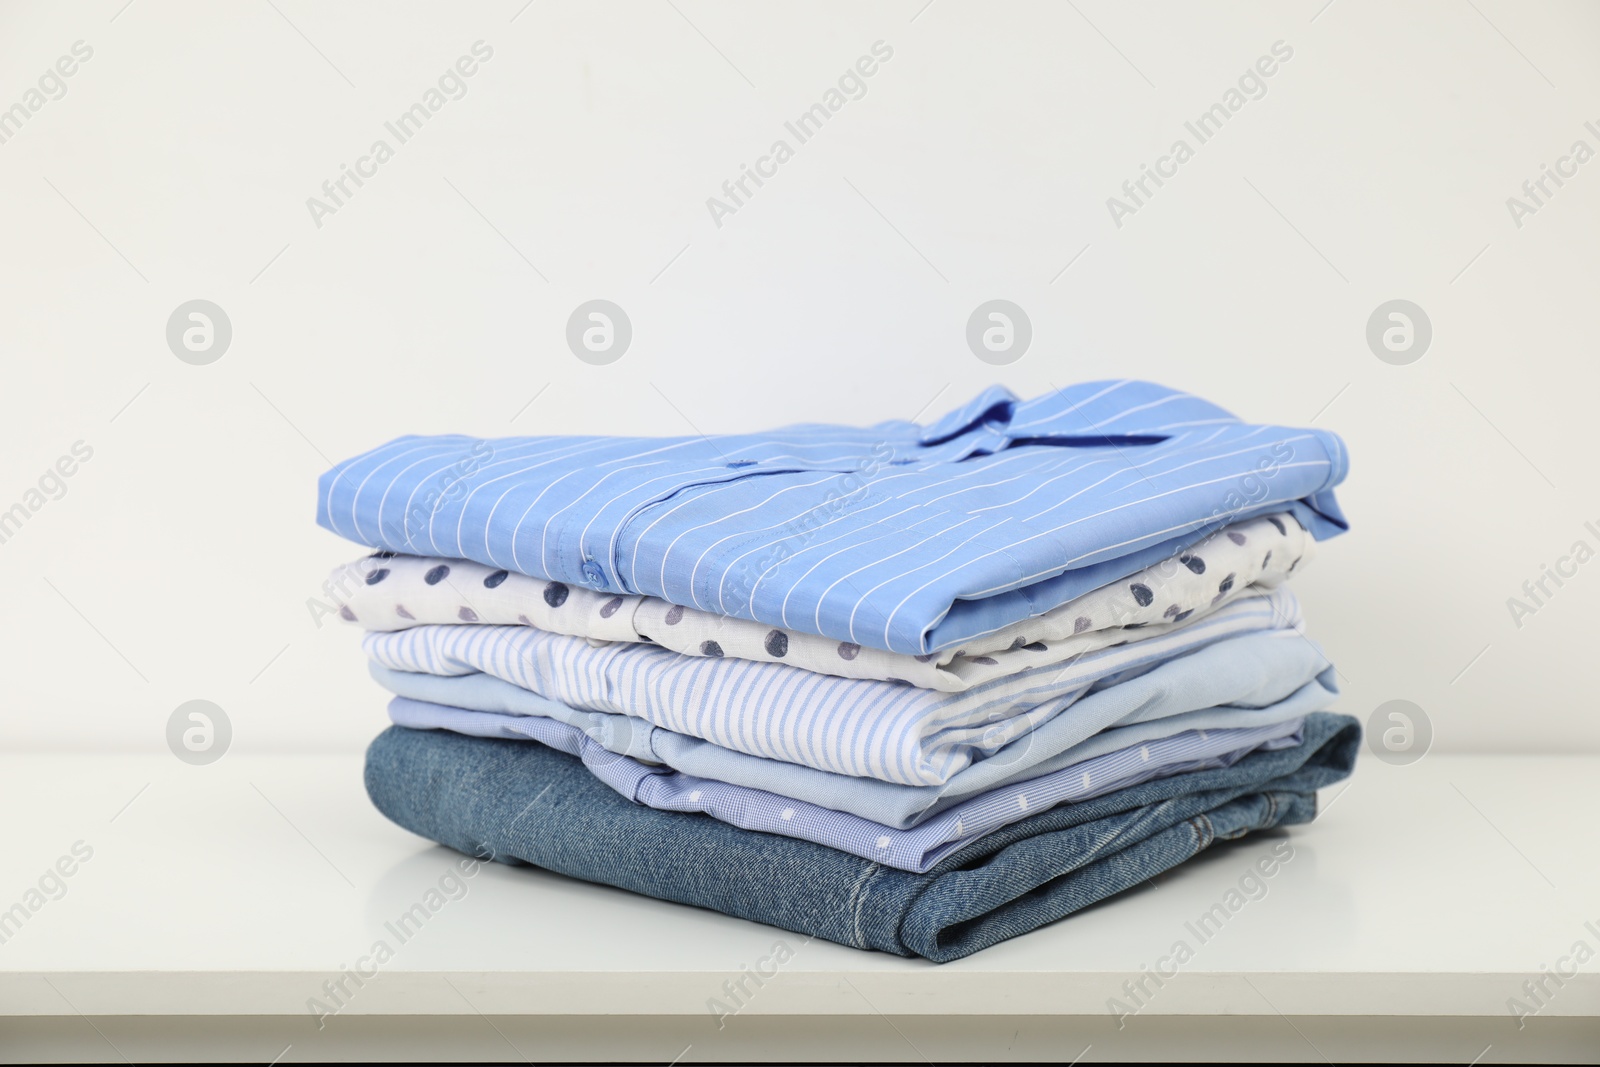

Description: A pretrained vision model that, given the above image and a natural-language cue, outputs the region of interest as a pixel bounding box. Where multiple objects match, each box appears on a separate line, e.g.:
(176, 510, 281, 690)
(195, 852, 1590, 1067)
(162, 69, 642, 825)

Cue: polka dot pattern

(700, 640, 724, 657)
(330, 510, 1308, 692)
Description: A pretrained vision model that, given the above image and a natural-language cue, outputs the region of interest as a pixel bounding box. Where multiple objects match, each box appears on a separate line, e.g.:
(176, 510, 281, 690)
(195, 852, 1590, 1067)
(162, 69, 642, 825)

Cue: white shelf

(2, 750, 1596, 1062)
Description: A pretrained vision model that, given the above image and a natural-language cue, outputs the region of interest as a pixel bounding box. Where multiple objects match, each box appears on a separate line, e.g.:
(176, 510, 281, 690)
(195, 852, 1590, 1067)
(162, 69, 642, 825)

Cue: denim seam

(1189, 812, 1215, 850)
(1261, 790, 1279, 826)
(846, 862, 888, 948)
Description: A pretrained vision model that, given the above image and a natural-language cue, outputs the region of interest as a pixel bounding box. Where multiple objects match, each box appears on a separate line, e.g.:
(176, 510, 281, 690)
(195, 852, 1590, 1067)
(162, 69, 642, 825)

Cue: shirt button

(580, 560, 606, 588)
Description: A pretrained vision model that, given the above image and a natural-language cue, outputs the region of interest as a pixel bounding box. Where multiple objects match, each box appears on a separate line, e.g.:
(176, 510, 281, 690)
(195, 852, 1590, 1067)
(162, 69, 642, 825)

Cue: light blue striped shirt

(318, 380, 1348, 654)
(369, 624, 1337, 829)
(363, 588, 1305, 787)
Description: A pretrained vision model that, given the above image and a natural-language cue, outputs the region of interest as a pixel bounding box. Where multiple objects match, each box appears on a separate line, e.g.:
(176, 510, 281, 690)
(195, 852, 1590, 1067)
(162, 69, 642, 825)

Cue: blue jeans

(364, 712, 1359, 962)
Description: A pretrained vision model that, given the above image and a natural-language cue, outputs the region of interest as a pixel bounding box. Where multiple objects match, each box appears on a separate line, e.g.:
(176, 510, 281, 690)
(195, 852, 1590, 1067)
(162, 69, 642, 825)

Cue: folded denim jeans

(364, 711, 1360, 961)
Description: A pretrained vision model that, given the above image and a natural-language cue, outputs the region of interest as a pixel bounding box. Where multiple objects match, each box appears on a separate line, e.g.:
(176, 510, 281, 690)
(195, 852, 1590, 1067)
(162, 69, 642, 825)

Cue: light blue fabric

(318, 380, 1348, 654)
(388, 695, 1304, 873)
(369, 623, 1338, 828)
(363, 589, 1308, 786)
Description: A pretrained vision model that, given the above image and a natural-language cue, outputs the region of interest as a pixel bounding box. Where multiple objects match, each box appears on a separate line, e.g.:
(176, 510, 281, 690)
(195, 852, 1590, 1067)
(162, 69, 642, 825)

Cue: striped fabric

(368, 637, 1335, 828)
(387, 696, 1305, 873)
(364, 587, 1306, 787)
(318, 380, 1349, 654)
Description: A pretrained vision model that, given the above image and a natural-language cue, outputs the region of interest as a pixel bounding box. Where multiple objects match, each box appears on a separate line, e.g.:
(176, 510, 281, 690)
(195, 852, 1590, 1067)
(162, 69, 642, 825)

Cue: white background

(1, 0, 1596, 754)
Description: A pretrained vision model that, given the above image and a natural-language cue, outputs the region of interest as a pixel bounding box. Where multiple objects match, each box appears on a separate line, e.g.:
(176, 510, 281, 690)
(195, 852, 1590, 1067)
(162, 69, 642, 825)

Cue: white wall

(1, 0, 1596, 754)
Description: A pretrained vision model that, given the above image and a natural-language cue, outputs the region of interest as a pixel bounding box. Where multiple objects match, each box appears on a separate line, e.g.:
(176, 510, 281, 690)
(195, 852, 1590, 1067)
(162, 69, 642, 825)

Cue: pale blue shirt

(363, 589, 1308, 787)
(369, 622, 1338, 829)
(387, 696, 1306, 873)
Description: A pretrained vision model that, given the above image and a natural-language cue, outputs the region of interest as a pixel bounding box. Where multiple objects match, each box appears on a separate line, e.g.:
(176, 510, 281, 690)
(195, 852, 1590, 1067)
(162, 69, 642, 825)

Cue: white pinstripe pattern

(319, 381, 1348, 654)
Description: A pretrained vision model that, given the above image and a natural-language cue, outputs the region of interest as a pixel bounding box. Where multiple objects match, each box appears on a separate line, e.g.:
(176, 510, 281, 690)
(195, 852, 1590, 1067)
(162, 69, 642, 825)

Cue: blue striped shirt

(363, 589, 1304, 787)
(317, 380, 1348, 654)
(369, 623, 1337, 827)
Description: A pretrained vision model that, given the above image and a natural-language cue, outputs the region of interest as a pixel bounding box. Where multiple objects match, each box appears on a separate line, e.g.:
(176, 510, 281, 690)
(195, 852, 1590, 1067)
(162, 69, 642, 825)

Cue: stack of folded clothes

(319, 380, 1360, 962)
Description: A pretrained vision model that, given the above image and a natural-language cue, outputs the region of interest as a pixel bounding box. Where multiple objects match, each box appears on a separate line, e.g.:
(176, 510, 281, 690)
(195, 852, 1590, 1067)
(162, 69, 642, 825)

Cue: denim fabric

(320, 380, 1349, 654)
(364, 711, 1359, 961)
(369, 625, 1339, 826)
